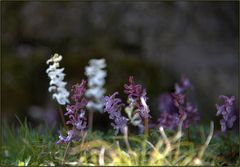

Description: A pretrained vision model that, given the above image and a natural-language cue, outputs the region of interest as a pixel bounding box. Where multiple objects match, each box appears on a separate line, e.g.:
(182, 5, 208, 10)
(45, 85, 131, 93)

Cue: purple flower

(124, 76, 150, 119)
(158, 75, 199, 129)
(216, 95, 236, 132)
(171, 94, 199, 128)
(56, 129, 81, 144)
(70, 81, 87, 102)
(174, 75, 192, 94)
(57, 80, 88, 144)
(124, 76, 147, 100)
(158, 112, 179, 129)
(180, 102, 200, 128)
(103, 92, 128, 135)
(158, 93, 178, 114)
(171, 93, 186, 108)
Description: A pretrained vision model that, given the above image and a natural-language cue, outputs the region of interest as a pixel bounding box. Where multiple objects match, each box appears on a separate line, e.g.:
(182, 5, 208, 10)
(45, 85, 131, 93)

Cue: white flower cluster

(46, 53, 69, 105)
(85, 59, 107, 112)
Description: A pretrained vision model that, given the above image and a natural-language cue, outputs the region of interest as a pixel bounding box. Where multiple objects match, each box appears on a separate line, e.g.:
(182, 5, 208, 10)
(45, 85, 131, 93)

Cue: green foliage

(1, 119, 61, 166)
(207, 132, 240, 166)
(1, 119, 239, 166)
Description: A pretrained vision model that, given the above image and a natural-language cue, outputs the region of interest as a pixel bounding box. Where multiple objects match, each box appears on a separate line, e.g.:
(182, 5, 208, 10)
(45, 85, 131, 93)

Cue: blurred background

(2, 1, 239, 131)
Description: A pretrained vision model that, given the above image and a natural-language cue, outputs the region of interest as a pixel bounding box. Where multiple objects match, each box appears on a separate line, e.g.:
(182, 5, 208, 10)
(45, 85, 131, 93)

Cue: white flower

(46, 53, 69, 105)
(85, 58, 107, 112)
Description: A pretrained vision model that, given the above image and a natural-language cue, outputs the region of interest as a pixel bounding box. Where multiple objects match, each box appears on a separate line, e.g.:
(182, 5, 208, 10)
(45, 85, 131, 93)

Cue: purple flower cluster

(103, 92, 128, 135)
(158, 111, 179, 129)
(124, 76, 150, 119)
(57, 80, 88, 144)
(174, 75, 192, 94)
(124, 76, 147, 100)
(158, 93, 177, 114)
(177, 101, 200, 128)
(158, 75, 200, 129)
(216, 95, 237, 132)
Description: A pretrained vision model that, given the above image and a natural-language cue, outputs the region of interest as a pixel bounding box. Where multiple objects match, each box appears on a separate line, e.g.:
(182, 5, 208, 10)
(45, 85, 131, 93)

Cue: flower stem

(58, 105, 66, 129)
(123, 126, 132, 152)
(144, 117, 149, 138)
(185, 127, 190, 141)
(198, 121, 214, 159)
(62, 142, 71, 165)
(88, 110, 94, 131)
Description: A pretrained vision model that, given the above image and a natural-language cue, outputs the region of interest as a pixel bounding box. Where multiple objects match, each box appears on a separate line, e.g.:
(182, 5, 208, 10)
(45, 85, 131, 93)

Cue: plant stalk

(62, 142, 71, 165)
(144, 117, 149, 138)
(88, 110, 94, 131)
(58, 105, 66, 129)
(185, 128, 190, 142)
